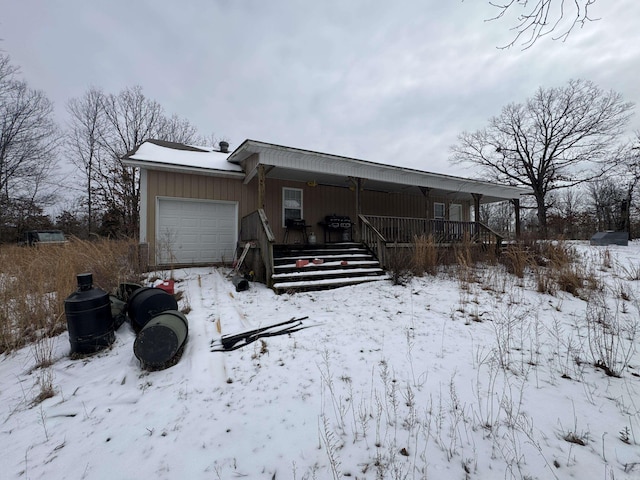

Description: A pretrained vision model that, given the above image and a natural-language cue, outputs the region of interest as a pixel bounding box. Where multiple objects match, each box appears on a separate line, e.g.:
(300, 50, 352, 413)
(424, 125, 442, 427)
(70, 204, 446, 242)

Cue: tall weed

(585, 290, 638, 377)
(501, 244, 533, 278)
(412, 234, 438, 276)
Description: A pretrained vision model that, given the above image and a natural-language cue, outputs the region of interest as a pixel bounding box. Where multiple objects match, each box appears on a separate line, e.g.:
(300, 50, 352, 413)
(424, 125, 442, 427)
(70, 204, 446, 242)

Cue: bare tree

(451, 79, 634, 237)
(66, 87, 106, 236)
(483, 0, 600, 49)
(480, 201, 513, 237)
(0, 53, 59, 240)
(587, 178, 626, 232)
(160, 114, 199, 145)
(546, 186, 588, 238)
(609, 133, 640, 237)
(558, 187, 584, 238)
(96, 86, 199, 237)
(194, 132, 224, 149)
(0, 53, 19, 84)
(67, 84, 208, 238)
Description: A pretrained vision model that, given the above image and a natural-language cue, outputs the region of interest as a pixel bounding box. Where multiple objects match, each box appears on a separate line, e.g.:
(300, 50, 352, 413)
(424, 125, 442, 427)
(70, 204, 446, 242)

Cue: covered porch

(227, 140, 529, 287)
(240, 209, 508, 285)
(228, 140, 526, 238)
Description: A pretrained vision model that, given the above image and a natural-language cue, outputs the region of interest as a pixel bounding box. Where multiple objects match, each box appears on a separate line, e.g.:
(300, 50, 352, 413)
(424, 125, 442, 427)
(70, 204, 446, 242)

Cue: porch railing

(240, 209, 276, 284)
(475, 222, 503, 250)
(359, 215, 503, 265)
(359, 214, 387, 268)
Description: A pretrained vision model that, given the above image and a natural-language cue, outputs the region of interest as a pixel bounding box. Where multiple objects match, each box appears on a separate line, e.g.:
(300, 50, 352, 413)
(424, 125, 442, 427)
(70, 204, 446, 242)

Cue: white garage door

(156, 198, 237, 265)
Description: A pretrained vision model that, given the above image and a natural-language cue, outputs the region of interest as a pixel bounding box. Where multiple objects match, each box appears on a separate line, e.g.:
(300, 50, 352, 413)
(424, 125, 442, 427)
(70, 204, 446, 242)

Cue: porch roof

(123, 139, 531, 204)
(228, 140, 531, 203)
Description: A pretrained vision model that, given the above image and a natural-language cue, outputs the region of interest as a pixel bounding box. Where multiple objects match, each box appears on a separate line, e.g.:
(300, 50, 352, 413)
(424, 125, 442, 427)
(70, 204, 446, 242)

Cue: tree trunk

(535, 193, 548, 238)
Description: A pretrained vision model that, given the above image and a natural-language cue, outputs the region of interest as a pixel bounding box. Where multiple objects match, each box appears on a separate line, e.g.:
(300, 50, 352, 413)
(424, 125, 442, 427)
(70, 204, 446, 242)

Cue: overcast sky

(1, 0, 639, 177)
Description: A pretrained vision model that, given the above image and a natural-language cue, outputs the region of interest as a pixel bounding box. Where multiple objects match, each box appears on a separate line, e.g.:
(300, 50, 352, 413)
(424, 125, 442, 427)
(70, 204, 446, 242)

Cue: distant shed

(590, 231, 628, 246)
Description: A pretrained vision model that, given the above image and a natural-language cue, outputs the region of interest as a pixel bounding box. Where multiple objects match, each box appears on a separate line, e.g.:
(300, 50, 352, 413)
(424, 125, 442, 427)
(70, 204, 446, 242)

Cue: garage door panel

(217, 218, 235, 228)
(200, 221, 218, 231)
(183, 218, 201, 228)
(217, 233, 235, 244)
(157, 199, 237, 265)
(180, 233, 200, 243)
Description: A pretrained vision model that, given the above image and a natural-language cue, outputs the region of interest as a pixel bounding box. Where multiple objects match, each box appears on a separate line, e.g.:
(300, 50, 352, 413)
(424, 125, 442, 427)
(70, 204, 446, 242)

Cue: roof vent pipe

(219, 141, 229, 153)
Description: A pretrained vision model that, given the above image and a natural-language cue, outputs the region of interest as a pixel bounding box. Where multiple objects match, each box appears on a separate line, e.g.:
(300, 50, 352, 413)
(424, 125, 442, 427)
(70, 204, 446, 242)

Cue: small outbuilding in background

(590, 231, 629, 246)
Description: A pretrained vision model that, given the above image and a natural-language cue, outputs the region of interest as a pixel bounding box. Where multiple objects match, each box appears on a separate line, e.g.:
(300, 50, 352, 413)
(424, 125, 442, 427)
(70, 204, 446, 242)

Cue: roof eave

(229, 140, 531, 201)
(122, 158, 245, 179)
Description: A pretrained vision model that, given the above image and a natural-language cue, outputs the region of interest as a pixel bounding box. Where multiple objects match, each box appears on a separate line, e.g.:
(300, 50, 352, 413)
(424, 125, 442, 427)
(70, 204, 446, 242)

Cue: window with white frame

(283, 188, 303, 223)
(434, 202, 445, 219)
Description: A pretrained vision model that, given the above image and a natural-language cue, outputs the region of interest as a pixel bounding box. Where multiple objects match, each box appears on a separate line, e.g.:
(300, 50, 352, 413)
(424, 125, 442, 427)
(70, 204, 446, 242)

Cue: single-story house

(122, 139, 529, 290)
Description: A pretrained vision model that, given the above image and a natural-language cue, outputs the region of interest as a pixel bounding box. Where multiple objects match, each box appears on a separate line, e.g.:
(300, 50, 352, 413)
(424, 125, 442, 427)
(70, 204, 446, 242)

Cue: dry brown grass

(412, 234, 439, 276)
(0, 237, 144, 353)
(501, 244, 534, 278)
(536, 240, 576, 269)
(495, 238, 601, 298)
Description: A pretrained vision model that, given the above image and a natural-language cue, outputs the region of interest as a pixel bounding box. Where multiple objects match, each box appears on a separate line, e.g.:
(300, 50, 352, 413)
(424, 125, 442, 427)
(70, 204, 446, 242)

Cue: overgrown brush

(453, 240, 477, 287)
(411, 235, 495, 281)
(501, 244, 534, 278)
(535, 258, 600, 298)
(0, 237, 144, 353)
(386, 243, 414, 286)
(534, 240, 576, 269)
(585, 290, 638, 377)
(412, 234, 439, 276)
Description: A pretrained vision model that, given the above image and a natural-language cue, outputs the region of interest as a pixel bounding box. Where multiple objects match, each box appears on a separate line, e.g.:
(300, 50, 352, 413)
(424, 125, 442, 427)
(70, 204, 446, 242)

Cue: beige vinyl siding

(257, 178, 355, 242)
(145, 169, 474, 260)
(256, 178, 471, 243)
(145, 170, 256, 265)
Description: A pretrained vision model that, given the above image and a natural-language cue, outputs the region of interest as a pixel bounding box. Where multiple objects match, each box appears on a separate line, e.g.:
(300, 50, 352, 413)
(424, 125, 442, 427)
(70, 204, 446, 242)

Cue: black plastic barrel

(64, 273, 115, 354)
(133, 310, 188, 370)
(126, 287, 178, 332)
(231, 274, 249, 292)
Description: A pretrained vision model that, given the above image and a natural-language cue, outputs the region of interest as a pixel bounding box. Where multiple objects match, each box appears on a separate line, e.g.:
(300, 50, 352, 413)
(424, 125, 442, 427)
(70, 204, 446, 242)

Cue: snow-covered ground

(2, 242, 640, 479)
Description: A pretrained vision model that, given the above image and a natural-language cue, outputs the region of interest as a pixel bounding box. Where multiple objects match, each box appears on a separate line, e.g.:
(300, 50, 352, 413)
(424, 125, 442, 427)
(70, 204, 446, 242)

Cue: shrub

(556, 265, 584, 296)
(386, 243, 414, 286)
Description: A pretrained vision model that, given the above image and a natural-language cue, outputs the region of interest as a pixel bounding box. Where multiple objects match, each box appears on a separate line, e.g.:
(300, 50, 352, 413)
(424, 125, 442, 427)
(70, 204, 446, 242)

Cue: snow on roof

(125, 140, 243, 173)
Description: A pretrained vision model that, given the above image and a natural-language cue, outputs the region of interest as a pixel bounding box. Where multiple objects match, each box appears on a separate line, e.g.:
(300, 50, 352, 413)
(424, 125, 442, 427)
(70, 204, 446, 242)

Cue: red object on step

(341, 260, 348, 266)
(156, 279, 175, 295)
(296, 259, 309, 268)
